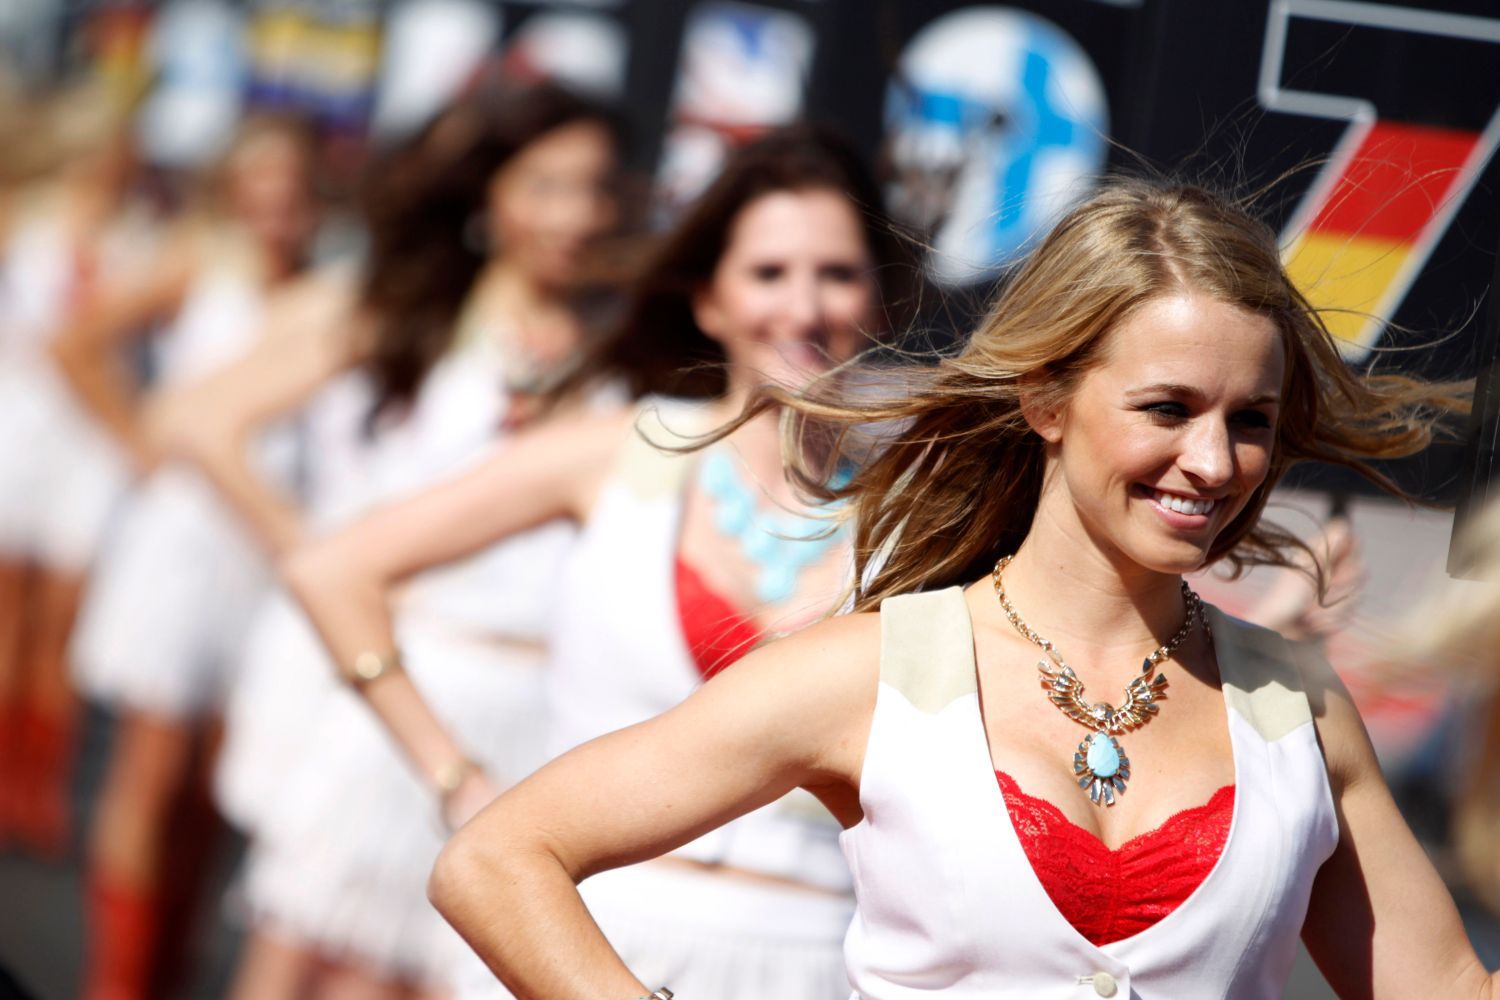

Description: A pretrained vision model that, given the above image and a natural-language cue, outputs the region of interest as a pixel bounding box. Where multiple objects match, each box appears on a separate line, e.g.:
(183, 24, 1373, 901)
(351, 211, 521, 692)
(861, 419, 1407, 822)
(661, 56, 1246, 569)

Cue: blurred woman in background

(47, 114, 321, 1000)
(0, 82, 156, 858)
(278, 125, 909, 1000)
(153, 78, 623, 999)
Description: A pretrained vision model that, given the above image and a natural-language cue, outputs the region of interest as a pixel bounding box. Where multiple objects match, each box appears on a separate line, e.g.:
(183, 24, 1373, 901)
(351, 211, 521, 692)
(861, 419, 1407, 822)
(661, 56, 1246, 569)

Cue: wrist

(434, 757, 482, 829)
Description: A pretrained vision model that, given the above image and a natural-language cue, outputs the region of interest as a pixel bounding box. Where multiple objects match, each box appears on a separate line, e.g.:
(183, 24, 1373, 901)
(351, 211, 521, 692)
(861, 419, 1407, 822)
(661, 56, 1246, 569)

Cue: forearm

(429, 828, 649, 999)
(283, 545, 477, 803)
(184, 425, 303, 556)
(50, 337, 151, 467)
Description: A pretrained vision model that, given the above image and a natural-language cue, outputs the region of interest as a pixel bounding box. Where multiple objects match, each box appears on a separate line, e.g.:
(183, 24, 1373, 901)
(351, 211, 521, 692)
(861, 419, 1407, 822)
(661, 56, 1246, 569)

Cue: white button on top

(1090, 971, 1118, 997)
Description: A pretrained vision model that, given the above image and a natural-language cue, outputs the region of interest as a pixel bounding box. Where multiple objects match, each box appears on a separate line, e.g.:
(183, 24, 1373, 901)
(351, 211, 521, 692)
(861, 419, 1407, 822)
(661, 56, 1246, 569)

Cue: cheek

(718, 285, 779, 340)
(1234, 438, 1274, 485)
(490, 202, 530, 248)
(831, 282, 875, 323)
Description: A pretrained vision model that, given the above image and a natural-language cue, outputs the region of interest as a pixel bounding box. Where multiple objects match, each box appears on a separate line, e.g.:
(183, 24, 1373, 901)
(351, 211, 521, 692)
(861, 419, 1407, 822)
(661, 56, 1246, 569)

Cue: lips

(1148, 489, 1216, 517)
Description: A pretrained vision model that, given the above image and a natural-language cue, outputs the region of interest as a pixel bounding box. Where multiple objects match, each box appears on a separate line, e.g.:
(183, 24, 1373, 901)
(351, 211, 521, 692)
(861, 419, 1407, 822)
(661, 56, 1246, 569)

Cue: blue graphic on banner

(886, 7, 1108, 286)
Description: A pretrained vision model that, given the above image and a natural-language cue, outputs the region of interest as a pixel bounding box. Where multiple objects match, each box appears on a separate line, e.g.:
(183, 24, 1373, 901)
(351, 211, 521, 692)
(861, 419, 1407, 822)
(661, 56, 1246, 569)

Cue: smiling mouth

(1147, 488, 1218, 517)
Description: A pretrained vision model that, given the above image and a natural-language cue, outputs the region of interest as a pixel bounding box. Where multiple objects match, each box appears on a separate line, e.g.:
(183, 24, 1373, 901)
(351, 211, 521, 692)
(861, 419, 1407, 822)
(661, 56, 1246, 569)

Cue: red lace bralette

(995, 770, 1235, 946)
(675, 557, 761, 679)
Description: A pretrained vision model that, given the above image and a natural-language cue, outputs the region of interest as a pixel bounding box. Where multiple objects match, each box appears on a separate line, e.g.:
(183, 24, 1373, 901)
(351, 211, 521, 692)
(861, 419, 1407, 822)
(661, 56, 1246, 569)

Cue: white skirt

(453, 859, 855, 1000)
(213, 590, 344, 835)
(222, 616, 551, 986)
(0, 352, 129, 569)
(71, 465, 272, 717)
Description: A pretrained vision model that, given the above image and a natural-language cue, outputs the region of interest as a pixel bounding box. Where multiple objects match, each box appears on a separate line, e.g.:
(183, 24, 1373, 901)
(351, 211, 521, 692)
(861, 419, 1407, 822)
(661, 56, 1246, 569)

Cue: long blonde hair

(714, 177, 1468, 612)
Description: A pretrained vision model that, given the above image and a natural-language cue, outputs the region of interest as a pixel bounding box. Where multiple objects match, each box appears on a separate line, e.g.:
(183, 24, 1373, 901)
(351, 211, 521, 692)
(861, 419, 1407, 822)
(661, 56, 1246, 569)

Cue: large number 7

(1260, 0, 1500, 361)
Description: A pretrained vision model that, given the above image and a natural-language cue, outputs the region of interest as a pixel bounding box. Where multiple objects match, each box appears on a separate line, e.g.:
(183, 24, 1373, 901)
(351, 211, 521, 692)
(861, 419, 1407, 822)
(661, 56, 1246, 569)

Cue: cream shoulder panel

(615, 400, 714, 498)
(879, 587, 977, 713)
(1209, 604, 1315, 743)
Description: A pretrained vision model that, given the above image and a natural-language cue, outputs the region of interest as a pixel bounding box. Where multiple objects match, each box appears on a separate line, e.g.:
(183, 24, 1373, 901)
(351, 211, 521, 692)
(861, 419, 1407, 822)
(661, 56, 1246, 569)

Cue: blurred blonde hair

(6, 80, 137, 186)
(710, 177, 1469, 612)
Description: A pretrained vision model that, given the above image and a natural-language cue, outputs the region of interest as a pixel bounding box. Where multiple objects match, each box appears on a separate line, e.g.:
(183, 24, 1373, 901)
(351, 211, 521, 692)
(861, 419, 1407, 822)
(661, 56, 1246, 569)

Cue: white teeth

(1151, 490, 1215, 516)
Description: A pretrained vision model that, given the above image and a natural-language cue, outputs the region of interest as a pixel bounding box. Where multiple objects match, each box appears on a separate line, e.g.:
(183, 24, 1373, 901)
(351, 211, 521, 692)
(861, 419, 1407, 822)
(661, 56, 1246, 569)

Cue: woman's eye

(1141, 401, 1188, 421)
(1233, 409, 1274, 430)
(751, 264, 784, 282)
(822, 265, 861, 283)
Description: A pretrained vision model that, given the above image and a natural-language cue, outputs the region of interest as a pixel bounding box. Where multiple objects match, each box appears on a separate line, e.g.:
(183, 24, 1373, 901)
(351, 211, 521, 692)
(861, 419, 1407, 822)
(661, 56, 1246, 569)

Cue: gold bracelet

(432, 757, 478, 796)
(349, 649, 402, 686)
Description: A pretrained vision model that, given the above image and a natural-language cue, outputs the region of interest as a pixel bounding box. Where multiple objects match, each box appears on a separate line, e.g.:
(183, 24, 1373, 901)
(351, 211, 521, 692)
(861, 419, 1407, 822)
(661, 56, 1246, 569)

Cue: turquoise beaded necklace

(697, 448, 852, 604)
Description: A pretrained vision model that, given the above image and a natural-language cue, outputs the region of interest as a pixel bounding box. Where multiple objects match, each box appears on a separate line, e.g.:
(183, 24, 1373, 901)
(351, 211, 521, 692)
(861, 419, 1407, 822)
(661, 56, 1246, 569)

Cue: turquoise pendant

(1074, 732, 1130, 806)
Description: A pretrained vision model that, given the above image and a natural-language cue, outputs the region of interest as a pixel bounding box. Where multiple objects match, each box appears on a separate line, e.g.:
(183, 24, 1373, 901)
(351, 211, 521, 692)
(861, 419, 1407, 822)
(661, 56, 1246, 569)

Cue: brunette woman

(428, 178, 1495, 999)
(276, 126, 908, 999)
(156, 80, 622, 999)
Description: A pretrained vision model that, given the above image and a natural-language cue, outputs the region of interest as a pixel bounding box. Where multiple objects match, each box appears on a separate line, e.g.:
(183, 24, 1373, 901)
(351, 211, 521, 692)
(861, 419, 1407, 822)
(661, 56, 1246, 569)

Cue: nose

(781, 270, 826, 339)
(1178, 417, 1234, 488)
(558, 182, 615, 240)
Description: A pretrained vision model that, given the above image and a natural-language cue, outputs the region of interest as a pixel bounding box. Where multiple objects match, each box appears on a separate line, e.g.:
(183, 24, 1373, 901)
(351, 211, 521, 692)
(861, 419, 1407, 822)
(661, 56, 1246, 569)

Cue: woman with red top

(428, 177, 1496, 1000)
(277, 127, 908, 997)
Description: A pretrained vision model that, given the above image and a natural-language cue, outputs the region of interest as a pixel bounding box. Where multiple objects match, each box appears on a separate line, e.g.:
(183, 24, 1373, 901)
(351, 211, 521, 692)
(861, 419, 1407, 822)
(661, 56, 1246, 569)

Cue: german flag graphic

(1263, 2, 1500, 363)
(1283, 121, 1486, 360)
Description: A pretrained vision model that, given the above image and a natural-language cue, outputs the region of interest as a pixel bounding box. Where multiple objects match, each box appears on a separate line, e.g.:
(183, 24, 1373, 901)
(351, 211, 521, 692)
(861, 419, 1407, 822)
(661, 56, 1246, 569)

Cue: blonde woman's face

(1037, 293, 1284, 574)
(693, 188, 877, 388)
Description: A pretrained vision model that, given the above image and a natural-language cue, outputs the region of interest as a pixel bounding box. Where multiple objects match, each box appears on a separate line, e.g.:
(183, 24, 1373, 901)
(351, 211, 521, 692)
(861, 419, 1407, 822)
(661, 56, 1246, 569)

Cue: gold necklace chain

(990, 555, 1208, 806)
(990, 554, 1204, 678)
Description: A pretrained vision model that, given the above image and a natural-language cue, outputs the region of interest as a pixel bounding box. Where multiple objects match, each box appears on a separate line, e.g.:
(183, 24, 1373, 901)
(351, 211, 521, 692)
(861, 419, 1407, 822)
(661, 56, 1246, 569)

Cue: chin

(1121, 538, 1215, 577)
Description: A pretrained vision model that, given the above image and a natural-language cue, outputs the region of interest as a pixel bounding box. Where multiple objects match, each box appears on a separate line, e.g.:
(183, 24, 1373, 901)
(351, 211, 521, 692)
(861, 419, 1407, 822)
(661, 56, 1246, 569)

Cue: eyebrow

(1127, 382, 1281, 406)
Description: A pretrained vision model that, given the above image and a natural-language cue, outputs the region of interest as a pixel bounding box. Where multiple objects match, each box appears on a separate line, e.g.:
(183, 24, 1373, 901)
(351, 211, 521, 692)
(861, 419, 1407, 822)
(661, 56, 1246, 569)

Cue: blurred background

(2, 0, 1499, 997)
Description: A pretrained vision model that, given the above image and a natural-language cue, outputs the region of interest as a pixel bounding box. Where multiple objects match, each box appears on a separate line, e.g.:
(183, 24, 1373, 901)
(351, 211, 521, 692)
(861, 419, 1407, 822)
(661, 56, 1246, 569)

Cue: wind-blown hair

(721, 177, 1467, 612)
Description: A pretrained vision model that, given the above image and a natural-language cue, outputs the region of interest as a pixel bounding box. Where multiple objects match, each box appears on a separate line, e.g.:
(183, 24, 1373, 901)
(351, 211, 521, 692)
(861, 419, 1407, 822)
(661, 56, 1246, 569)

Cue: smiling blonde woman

(427, 178, 1488, 1000)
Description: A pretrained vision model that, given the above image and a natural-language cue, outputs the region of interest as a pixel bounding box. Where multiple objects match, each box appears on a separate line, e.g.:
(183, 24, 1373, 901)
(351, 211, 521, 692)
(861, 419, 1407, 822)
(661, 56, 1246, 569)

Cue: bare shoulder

(522, 405, 638, 469)
(264, 265, 361, 335)
(536, 404, 656, 515)
(704, 612, 884, 779)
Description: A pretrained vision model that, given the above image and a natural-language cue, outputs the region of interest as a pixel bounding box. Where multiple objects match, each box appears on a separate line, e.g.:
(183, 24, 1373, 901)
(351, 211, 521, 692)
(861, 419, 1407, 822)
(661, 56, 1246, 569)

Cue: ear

(691, 284, 727, 344)
(1018, 379, 1065, 444)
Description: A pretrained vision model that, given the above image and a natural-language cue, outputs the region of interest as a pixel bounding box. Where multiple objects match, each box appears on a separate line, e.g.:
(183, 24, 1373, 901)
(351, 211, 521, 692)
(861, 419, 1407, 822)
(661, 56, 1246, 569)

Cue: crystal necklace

(990, 555, 1206, 806)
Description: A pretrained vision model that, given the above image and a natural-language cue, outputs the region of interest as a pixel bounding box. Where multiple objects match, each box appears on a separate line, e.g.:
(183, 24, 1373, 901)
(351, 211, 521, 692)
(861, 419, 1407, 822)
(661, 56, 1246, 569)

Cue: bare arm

(279, 408, 633, 822)
(48, 231, 196, 470)
(153, 271, 360, 555)
(426, 613, 878, 999)
(1299, 644, 1497, 1000)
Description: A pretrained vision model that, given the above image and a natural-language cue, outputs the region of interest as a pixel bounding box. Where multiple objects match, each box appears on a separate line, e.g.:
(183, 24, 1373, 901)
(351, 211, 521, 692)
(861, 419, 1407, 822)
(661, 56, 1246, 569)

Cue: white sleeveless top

(153, 248, 265, 384)
(545, 399, 852, 893)
(842, 587, 1339, 999)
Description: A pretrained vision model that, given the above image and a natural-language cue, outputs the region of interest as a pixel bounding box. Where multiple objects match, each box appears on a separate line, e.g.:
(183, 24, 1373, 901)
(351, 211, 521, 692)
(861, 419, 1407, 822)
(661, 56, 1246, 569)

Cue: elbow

(279, 540, 335, 600)
(428, 827, 494, 925)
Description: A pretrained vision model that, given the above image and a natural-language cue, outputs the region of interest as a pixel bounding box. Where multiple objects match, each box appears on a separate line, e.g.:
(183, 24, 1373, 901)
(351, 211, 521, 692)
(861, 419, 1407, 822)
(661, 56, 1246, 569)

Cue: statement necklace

(699, 450, 852, 604)
(991, 555, 1206, 807)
